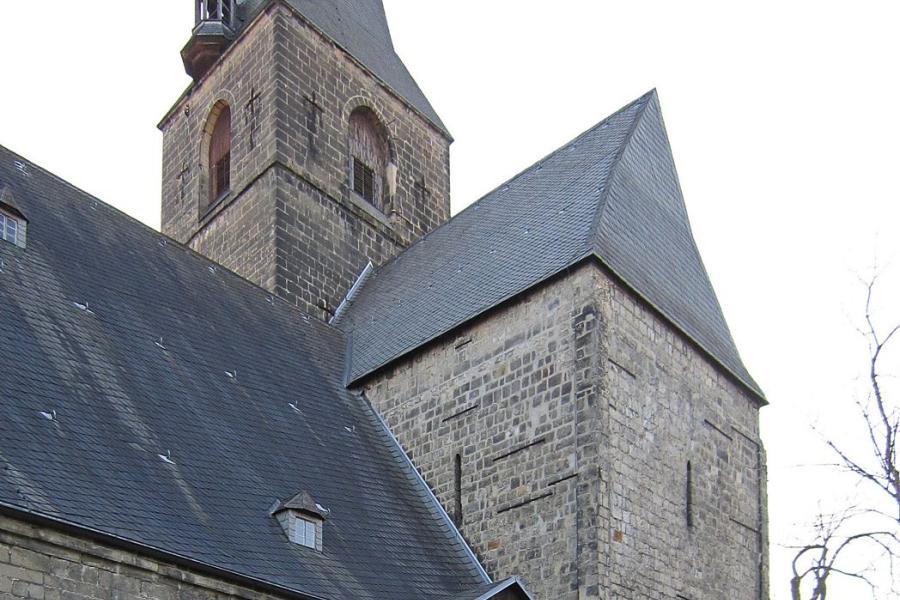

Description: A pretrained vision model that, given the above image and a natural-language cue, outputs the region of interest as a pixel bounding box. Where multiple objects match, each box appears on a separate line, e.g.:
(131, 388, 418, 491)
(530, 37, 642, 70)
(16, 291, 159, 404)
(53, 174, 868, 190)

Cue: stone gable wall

(362, 261, 767, 600)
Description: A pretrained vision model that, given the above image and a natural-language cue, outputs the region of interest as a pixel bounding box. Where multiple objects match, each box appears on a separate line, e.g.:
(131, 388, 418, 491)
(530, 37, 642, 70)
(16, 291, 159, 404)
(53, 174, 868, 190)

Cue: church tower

(159, 0, 451, 319)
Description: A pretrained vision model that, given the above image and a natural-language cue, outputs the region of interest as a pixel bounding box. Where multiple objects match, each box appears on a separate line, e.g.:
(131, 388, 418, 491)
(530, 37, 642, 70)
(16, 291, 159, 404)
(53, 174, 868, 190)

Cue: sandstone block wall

(160, 3, 452, 318)
(0, 515, 287, 600)
(598, 276, 767, 600)
(363, 264, 606, 600)
(362, 261, 767, 600)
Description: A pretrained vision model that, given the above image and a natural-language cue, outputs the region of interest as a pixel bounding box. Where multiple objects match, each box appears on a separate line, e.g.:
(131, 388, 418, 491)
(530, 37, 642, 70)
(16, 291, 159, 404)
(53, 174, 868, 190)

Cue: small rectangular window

(0, 213, 17, 246)
(353, 158, 375, 203)
(294, 517, 316, 549)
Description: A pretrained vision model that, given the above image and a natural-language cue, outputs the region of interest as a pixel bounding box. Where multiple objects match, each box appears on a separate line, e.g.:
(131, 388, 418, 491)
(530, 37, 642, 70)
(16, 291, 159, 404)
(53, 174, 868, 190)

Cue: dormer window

(0, 187, 27, 249)
(270, 491, 328, 552)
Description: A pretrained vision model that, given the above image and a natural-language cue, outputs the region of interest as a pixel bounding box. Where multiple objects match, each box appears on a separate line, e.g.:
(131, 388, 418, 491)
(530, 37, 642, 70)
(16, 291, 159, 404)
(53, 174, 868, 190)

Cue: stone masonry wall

(598, 273, 767, 600)
(268, 5, 451, 316)
(362, 261, 767, 600)
(363, 263, 606, 600)
(160, 10, 280, 291)
(0, 514, 289, 600)
(160, 10, 280, 246)
(160, 3, 452, 318)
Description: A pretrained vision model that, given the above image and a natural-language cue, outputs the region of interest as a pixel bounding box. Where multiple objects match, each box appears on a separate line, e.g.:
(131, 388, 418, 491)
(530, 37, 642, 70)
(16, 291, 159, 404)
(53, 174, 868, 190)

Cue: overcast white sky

(1, 2, 899, 597)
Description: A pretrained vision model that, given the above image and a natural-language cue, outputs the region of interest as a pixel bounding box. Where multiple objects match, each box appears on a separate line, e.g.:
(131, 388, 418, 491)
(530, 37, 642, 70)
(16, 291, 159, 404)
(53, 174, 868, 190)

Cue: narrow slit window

(454, 453, 463, 526)
(686, 461, 694, 529)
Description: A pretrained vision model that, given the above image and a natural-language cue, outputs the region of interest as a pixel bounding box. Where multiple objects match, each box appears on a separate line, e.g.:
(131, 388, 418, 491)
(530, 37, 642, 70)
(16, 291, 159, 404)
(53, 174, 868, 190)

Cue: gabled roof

(237, 0, 448, 136)
(338, 91, 764, 401)
(0, 146, 488, 599)
(439, 577, 533, 600)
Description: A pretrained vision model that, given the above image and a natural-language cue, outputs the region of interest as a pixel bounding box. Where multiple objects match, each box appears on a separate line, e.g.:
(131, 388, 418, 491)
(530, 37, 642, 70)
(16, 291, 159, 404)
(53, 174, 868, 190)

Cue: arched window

(349, 107, 390, 210)
(207, 103, 232, 207)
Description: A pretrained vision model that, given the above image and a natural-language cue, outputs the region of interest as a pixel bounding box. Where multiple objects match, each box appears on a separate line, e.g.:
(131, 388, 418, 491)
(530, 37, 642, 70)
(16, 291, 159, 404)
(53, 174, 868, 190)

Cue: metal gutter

(330, 262, 374, 325)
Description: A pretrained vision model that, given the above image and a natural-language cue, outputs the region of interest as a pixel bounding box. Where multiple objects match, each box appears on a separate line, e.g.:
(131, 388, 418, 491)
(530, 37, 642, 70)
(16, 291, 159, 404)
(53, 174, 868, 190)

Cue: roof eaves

(347, 254, 595, 385)
(0, 502, 331, 600)
(587, 251, 767, 404)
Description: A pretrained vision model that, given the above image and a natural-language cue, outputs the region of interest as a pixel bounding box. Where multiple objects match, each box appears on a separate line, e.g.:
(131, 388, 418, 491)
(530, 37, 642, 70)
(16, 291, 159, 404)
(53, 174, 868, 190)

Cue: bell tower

(159, 0, 452, 320)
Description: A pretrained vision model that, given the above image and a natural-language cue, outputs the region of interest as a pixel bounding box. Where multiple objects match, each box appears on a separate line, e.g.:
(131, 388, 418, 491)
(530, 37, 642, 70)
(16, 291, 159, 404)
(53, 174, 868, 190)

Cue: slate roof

(236, 0, 448, 136)
(337, 90, 764, 401)
(439, 578, 533, 600)
(0, 146, 489, 600)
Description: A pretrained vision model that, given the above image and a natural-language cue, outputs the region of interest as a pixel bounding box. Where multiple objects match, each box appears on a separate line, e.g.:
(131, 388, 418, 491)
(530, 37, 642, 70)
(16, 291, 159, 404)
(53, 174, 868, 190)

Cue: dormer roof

(271, 491, 328, 520)
(0, 183, 26, 221)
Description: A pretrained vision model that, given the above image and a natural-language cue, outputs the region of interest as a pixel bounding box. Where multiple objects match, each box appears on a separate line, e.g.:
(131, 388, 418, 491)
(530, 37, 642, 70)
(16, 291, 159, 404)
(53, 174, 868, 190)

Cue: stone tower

(159, 0, 452, 319)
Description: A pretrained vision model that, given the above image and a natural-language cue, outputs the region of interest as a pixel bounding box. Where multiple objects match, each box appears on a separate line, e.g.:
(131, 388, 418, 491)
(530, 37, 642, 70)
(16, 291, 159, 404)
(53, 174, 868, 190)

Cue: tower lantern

(181, 0, 237, 81)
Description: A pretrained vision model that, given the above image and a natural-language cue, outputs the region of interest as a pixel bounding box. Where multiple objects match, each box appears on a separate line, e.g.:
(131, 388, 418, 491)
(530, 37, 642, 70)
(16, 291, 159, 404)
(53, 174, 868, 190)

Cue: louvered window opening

(0, 212, 18, 246)
(353, 158, 375, 203)
(209, 105, 232, 205)
(200, 0, 233, 24)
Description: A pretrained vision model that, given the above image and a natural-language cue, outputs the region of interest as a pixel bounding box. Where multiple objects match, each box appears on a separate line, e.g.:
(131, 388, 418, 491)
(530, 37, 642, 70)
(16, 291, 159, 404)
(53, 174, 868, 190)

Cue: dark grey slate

(438, 578, 532, 600)
(236, 0, 448, 136)
(0, 145, 486, 600)
(338, 91, 764, 401)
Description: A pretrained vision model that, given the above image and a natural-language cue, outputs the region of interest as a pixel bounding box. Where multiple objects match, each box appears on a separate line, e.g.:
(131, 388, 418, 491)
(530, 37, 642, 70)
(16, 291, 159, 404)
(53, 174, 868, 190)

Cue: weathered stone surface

(362, 261, 767, 600)
(0, 516, 287, 600)
(160, 4, 451, 320)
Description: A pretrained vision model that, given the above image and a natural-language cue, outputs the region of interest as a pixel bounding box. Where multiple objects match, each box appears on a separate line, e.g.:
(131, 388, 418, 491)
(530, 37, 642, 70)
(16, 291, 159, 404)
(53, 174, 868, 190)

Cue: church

(0, 2, 768, 599)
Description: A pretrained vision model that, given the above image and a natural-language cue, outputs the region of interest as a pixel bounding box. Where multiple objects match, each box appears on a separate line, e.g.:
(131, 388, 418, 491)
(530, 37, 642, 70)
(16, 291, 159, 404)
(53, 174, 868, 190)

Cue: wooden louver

(353, 158, 375, 203)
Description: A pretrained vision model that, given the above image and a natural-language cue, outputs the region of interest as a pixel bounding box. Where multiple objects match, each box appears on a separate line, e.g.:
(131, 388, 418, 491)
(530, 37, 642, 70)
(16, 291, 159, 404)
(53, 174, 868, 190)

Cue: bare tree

(826, 275, 900, 522)
(790, 274, 900, 600)
(789, 509, 897, 600)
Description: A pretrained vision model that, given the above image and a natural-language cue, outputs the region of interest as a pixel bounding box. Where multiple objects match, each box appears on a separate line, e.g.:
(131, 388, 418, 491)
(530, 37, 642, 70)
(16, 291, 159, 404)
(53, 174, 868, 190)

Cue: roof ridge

(586, 89, 656, 254)
(358, 91, 658, 282)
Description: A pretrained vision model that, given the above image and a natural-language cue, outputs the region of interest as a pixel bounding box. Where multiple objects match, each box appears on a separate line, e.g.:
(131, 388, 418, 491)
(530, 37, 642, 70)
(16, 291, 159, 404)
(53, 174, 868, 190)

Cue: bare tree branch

(792, 272, 900, 600)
